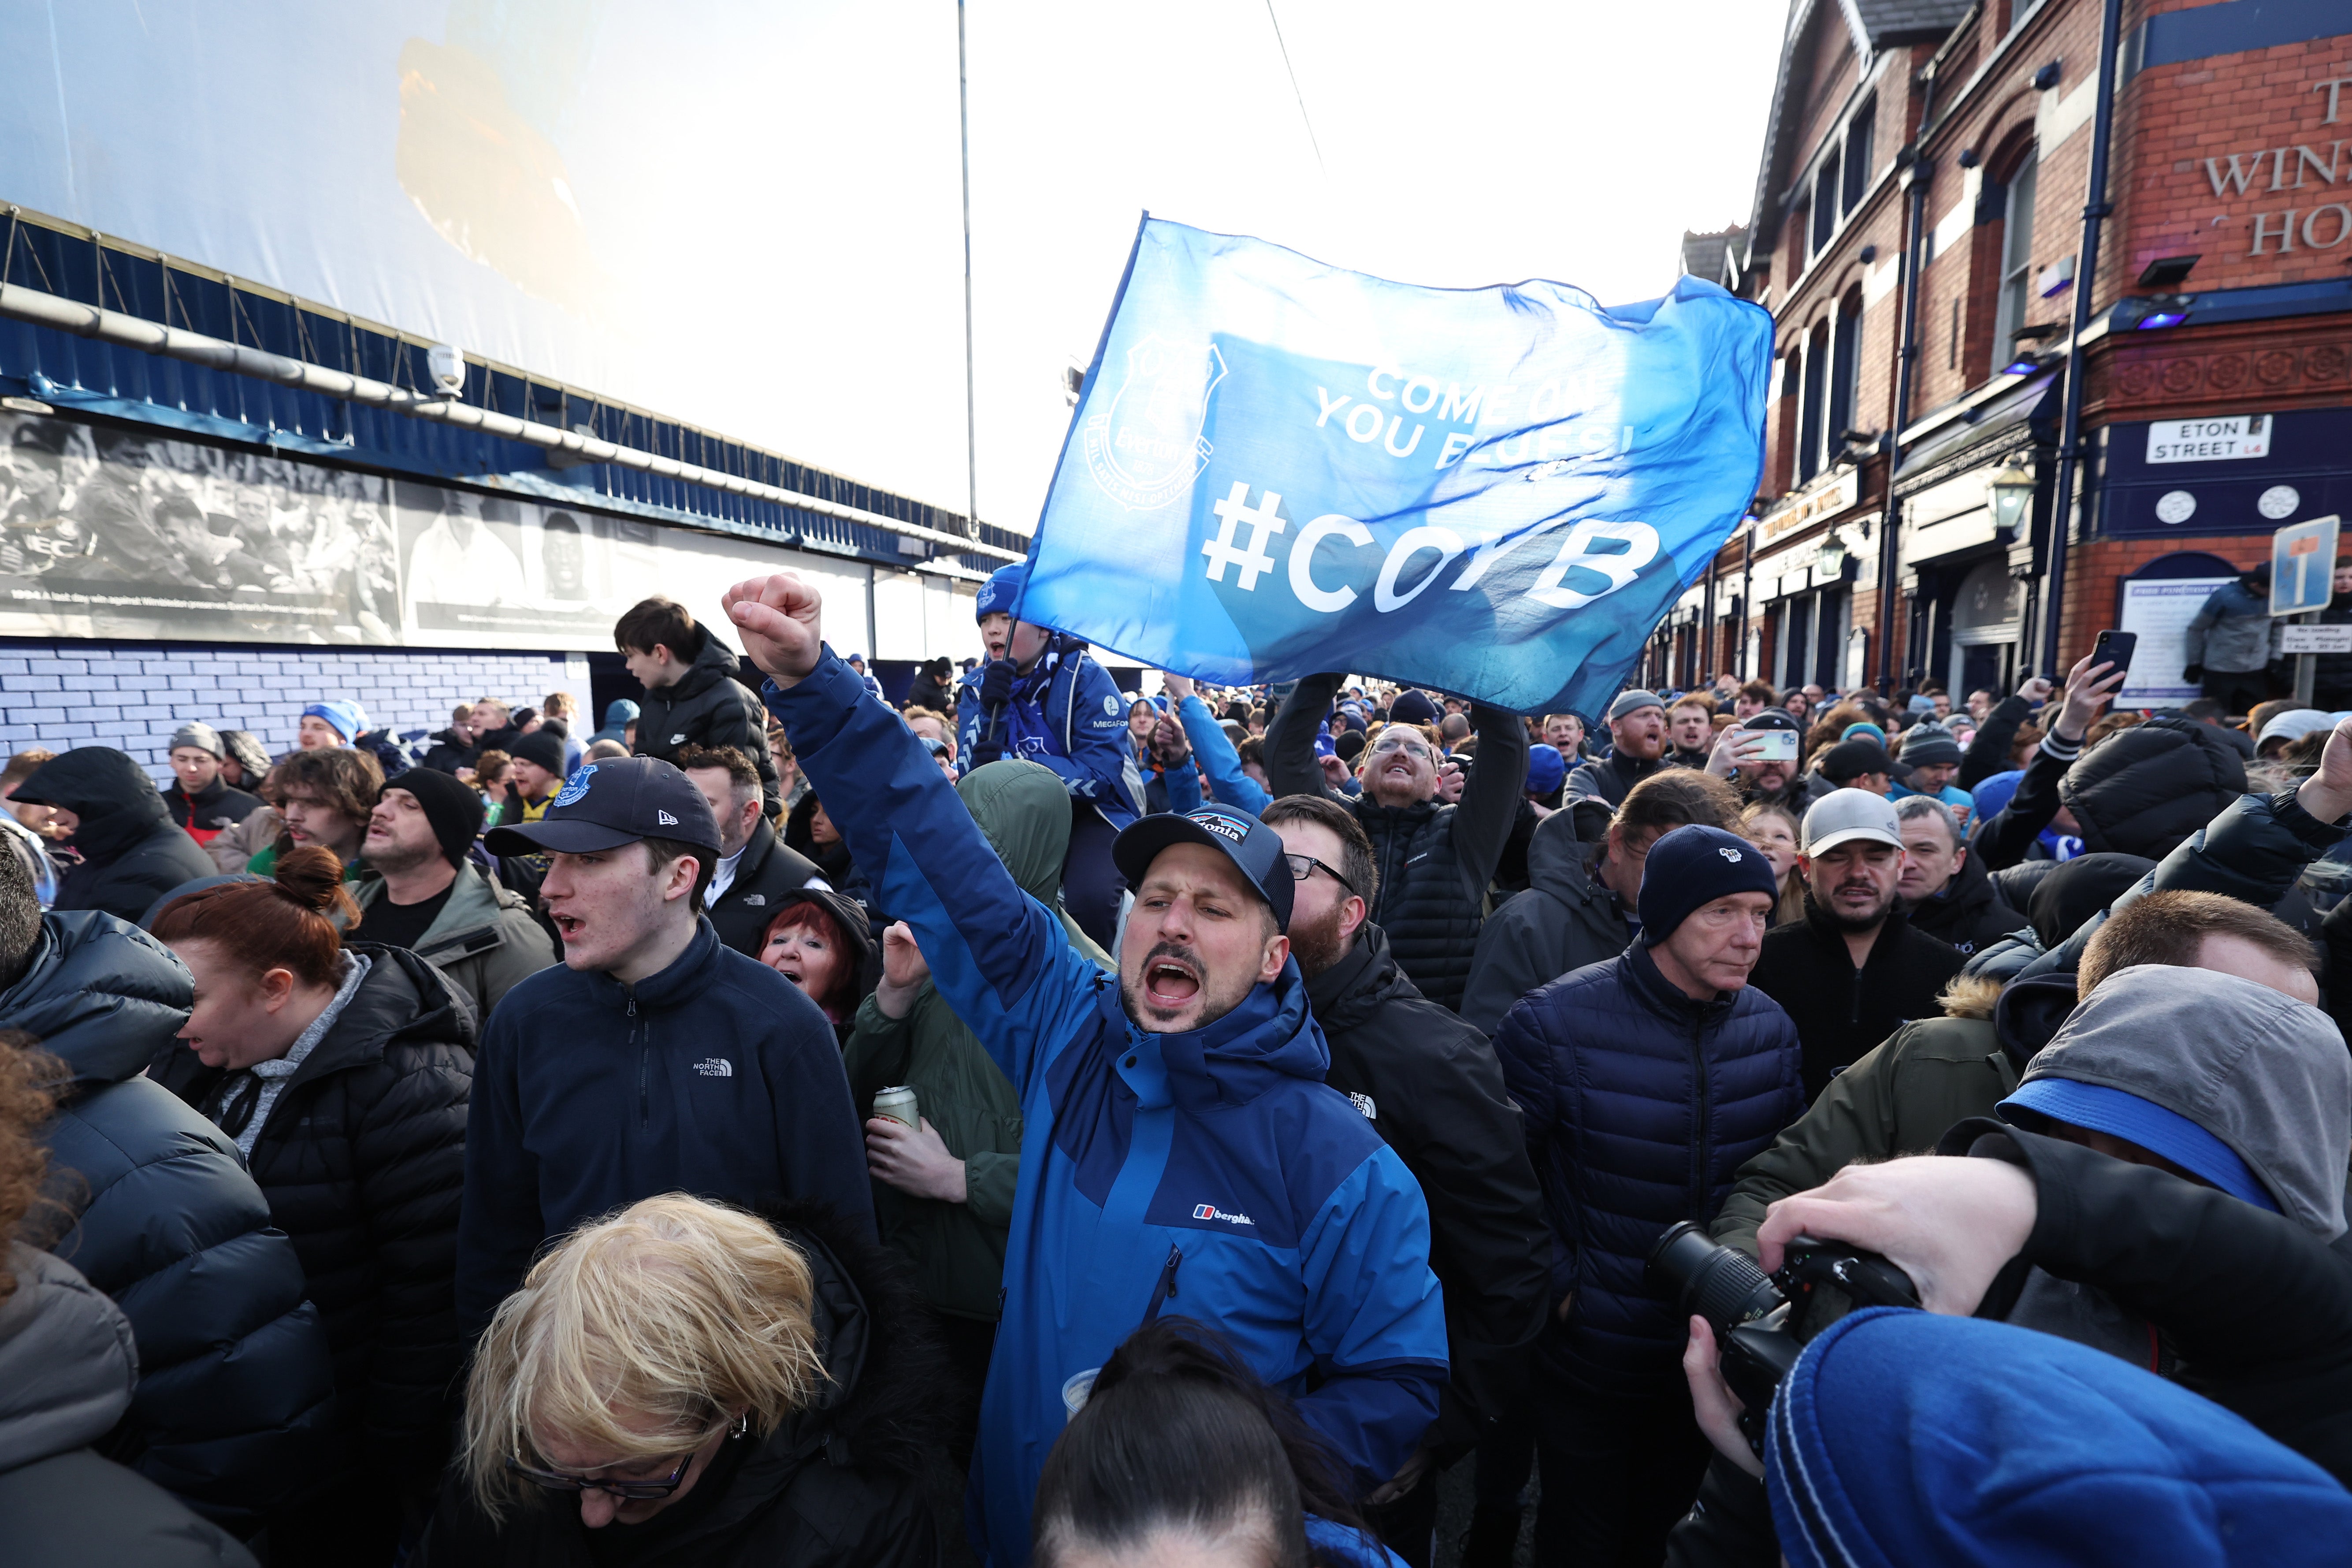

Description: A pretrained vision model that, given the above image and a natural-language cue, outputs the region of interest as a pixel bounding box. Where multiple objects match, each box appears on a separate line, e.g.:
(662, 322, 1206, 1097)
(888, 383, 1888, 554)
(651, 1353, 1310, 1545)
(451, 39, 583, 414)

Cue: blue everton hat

(1113, 804, 1295, 930)
(483, 755, 720, 858)
(976, 559, 1029, 621)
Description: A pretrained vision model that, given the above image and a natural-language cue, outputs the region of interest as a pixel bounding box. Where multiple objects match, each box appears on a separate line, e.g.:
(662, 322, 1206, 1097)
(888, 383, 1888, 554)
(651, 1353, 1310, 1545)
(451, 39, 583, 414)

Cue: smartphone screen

(2091, 629, 2137, 676)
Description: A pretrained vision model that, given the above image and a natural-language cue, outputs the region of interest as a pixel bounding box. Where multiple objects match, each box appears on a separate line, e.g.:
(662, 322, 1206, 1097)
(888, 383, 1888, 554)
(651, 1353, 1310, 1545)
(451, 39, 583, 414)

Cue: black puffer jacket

(420, 727, 480, 776)
(2060, 714, 2247, 860)
(633, 630, 784, 816)
(1460, 810, 1631, 1037)
(416, 1205, 944, 1568)
(1307, 923, 1548, 1455)
(1268, 672, 1527, 1011)
(17, 749, 217, 925)
(19, 911, 335, 1527)
(1902, 845, 2025, 957)
(149, 944, 473, 1485)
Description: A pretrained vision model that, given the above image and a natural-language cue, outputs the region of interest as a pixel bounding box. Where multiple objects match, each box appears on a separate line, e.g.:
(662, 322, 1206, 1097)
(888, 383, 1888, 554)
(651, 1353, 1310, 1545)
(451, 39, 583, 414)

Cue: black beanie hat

(1636, 824, 1782, 947)
(386, 766, 487, 869)
(512, 730, 568, 776)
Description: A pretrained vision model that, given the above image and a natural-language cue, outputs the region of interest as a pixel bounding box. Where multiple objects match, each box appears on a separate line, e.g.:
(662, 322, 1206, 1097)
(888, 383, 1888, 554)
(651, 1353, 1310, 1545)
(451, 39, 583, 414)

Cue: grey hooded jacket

(2182, 577, 2278, 676)
(0, 1243, 258, 1567)
(2009, 963, 2350, 1238)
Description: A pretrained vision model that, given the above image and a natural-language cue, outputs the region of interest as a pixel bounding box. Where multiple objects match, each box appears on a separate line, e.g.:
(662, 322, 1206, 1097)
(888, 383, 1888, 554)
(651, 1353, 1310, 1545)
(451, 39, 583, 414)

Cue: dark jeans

(1364, 1462, 1441, 1568)
(1062, 806, 1125, 952)
(2202, 668, 2274, 716)
(1531, 1372, 1711, 1568)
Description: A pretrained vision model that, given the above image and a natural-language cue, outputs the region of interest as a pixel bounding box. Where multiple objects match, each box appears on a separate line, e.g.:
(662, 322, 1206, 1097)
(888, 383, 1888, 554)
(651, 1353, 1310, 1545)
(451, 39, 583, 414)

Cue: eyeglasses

(1367, 733, 1433, 761)
(506, 1449, 695, 1500)
(1281, 852, 1358, 896)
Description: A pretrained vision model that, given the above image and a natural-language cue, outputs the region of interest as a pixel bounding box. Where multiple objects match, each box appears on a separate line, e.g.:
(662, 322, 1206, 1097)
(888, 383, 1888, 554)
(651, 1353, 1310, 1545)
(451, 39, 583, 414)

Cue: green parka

(839, 761, 1111, 1322)
(350, 863, 557, 1027)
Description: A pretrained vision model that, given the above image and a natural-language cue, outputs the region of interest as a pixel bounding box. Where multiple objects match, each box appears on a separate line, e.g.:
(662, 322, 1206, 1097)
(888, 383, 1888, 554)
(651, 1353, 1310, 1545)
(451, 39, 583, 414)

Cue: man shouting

(727, 572, 1448, 1567)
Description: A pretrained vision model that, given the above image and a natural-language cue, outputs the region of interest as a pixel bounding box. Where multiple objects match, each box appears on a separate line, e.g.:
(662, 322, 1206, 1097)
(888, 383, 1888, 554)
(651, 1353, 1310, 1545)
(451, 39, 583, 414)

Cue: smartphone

(2090, 629, 2137, 677)
(1750, 729, 1799, 762)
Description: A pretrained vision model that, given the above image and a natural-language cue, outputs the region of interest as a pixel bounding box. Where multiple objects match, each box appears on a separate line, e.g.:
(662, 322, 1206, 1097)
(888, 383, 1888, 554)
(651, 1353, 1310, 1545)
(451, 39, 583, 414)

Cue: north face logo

(1349, 1092, 1377, 1121)
(694, 1057, 733, 1078)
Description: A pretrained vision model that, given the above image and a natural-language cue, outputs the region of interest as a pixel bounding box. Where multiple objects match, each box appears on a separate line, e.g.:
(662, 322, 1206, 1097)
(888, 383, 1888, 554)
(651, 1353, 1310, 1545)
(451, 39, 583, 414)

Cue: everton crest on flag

(1015, 217, 1773, 717)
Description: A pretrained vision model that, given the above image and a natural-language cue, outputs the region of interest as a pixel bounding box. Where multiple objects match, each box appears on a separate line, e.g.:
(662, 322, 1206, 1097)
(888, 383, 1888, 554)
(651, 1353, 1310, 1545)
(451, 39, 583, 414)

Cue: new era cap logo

(658, 809, 679, 825)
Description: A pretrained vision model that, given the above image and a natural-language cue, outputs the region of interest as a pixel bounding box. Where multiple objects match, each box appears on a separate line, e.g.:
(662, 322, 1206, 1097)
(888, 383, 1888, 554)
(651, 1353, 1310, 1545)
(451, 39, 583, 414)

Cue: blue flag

(1016, 217, 1773, 717)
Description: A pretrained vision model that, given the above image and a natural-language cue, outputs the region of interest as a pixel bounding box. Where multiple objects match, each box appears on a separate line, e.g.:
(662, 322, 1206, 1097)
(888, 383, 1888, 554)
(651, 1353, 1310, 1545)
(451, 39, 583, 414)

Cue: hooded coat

(1493, 942, 1803, 1395)
(2182, 575, 2277, 676)
(19, 911, 335, 1526)
(17, 749, 217, 925)
(1267, 672, 1529, 1011)
(632, 630, 784, 816)
(1308, 921, 1549, 1453)
(149, 944, 474, 1486)
(759, 885, 878, 1037)
(0, 1243, 262, 1568)
(350, 863, 558, 1024)
(771, 651, 1449, 1568)
(1902, 844, 2025, 956)
(415, 1209, 942, 1568)
(2060, 715, 2247, 861)
(161, 774, 267, 851)
(839, 762, 1084, 1324)
(1459, 811, 1631, 1037)
(953, 634, 1145, 828)
(588, 699, 639, 747)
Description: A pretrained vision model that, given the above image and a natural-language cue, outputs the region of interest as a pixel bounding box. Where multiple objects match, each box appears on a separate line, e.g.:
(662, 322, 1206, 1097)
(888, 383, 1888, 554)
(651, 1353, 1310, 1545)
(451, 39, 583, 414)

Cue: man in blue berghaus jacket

(1491, 824, 1802, 1568)
(728, 570, 1448, 1568)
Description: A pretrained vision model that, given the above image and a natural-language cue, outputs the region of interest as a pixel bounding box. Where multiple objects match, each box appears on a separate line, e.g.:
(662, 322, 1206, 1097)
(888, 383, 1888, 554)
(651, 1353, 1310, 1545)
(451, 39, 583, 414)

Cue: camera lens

(1648, 1221, 1785, 1329)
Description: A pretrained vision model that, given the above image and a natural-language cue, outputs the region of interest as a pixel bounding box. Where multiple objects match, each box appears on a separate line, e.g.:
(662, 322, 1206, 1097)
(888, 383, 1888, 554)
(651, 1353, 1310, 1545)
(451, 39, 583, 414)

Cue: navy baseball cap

(1113, 804, 1295, 930)
(483, 755, 720, 858)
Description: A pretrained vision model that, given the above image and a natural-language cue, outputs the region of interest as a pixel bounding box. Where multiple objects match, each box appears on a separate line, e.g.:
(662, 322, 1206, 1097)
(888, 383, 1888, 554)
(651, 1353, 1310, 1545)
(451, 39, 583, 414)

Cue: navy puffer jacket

(16, 911, 335, 1526)
(1492, 941, 1803, 1396)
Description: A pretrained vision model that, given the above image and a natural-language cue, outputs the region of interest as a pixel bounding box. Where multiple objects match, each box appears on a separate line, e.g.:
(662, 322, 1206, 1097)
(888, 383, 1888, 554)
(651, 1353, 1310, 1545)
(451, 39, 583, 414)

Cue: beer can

(873, 1085, 919, 1130)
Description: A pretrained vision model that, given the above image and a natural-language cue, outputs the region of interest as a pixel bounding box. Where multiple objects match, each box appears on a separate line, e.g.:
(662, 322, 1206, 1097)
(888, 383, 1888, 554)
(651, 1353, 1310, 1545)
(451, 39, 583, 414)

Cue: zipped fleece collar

(585, 917, 728, 1014)
(1620, 939, 1734, 1032)
(1097, 956, 1330, 1113)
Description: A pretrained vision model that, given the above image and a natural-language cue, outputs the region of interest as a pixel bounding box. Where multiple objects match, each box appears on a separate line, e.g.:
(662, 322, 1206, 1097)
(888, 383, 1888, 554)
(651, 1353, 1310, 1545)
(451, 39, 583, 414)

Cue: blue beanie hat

(1969, 768, 2025, 825)
(1767, 1307, 2352, 1568)
(976, 559, 1029, 621)
(1524, 743, 1566, 796)
(1636, 824, 1780, 945)
(301, 700, 366, 745)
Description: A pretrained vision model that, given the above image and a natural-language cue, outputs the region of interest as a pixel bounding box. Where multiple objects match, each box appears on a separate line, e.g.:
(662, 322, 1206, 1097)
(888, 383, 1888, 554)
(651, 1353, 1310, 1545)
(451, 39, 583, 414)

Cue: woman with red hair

(147, 846, 473, 1566)
(756, 889, 875, 1038)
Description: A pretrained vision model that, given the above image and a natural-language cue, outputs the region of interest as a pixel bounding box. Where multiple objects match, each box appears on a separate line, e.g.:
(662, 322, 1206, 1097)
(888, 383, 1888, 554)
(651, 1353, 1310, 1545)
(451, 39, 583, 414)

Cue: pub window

(1812, 151, 1841, 254)
(1842, 97, 1875, 214)
(1991, 149, 2039, 362)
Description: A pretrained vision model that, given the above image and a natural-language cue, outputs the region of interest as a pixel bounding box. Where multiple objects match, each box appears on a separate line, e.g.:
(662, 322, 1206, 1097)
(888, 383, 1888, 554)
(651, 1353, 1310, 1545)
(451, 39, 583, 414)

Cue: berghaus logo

(1193, 1203, 1254, 1226)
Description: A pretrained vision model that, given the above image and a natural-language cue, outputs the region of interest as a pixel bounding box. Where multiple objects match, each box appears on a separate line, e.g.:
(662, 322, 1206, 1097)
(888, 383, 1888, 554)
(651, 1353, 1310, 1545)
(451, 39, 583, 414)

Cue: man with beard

(1267, 672, 1527, 1011)
(1703, 709, 1824, 814)
(1261, 793, 1548, 1565)
(730, 570, 1448, 1566)
(1565, 691, 1670, 817)
(1749, 789, 1964, 1098)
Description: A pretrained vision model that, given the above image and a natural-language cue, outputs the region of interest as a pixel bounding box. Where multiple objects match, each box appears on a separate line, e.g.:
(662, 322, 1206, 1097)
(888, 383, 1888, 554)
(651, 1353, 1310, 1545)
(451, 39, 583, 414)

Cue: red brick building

(1645, 0, 2352, 708)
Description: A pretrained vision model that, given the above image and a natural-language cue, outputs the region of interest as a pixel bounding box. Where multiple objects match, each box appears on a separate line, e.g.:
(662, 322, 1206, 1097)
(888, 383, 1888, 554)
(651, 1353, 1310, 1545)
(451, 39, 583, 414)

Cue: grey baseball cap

(1802, 788, 1904, 855)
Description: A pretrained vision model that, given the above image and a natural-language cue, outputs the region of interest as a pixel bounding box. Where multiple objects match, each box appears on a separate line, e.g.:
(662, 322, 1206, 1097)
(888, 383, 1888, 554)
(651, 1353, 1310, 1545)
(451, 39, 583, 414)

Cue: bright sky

(951, 0, 1786, 533)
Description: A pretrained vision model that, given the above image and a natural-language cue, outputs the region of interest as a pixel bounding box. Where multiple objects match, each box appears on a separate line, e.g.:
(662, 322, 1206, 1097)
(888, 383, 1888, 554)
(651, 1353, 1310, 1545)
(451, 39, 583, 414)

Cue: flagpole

(958, 0, 980, 542)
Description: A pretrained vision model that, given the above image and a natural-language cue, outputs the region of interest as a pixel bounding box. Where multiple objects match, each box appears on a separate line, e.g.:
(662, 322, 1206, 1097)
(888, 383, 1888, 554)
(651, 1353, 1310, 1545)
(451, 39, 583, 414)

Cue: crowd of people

(0, 554, 2349, 1567)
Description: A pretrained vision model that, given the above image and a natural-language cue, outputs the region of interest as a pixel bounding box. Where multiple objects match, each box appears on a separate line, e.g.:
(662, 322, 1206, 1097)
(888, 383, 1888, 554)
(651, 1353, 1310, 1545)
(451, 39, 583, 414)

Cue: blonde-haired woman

(423, 1193, 938, 1567)
(1739, 802, 1808, 927)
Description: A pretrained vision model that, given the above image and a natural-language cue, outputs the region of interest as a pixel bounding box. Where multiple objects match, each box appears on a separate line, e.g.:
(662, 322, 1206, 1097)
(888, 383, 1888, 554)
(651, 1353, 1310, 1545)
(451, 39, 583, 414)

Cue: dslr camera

(1648, 1221, 1919, 1453)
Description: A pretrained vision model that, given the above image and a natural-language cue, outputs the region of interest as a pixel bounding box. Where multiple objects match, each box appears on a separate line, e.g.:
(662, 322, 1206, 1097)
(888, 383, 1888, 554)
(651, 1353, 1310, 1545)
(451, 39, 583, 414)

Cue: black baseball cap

(483, 755, 721, 857)
(1739, 709, 1803, 733)
(1820, 736, 1914, 784)
(1112, 804, 1295, 930)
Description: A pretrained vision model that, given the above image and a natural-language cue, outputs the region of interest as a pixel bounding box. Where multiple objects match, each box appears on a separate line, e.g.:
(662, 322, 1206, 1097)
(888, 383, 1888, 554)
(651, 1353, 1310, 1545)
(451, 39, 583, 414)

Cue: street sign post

(2272, 516, 2343, 706)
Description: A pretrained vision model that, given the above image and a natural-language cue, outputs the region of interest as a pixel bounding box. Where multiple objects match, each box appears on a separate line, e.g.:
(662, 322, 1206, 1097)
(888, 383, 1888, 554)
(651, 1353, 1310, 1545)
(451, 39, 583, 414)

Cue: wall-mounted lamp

(1988, 455, 2036, 537)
